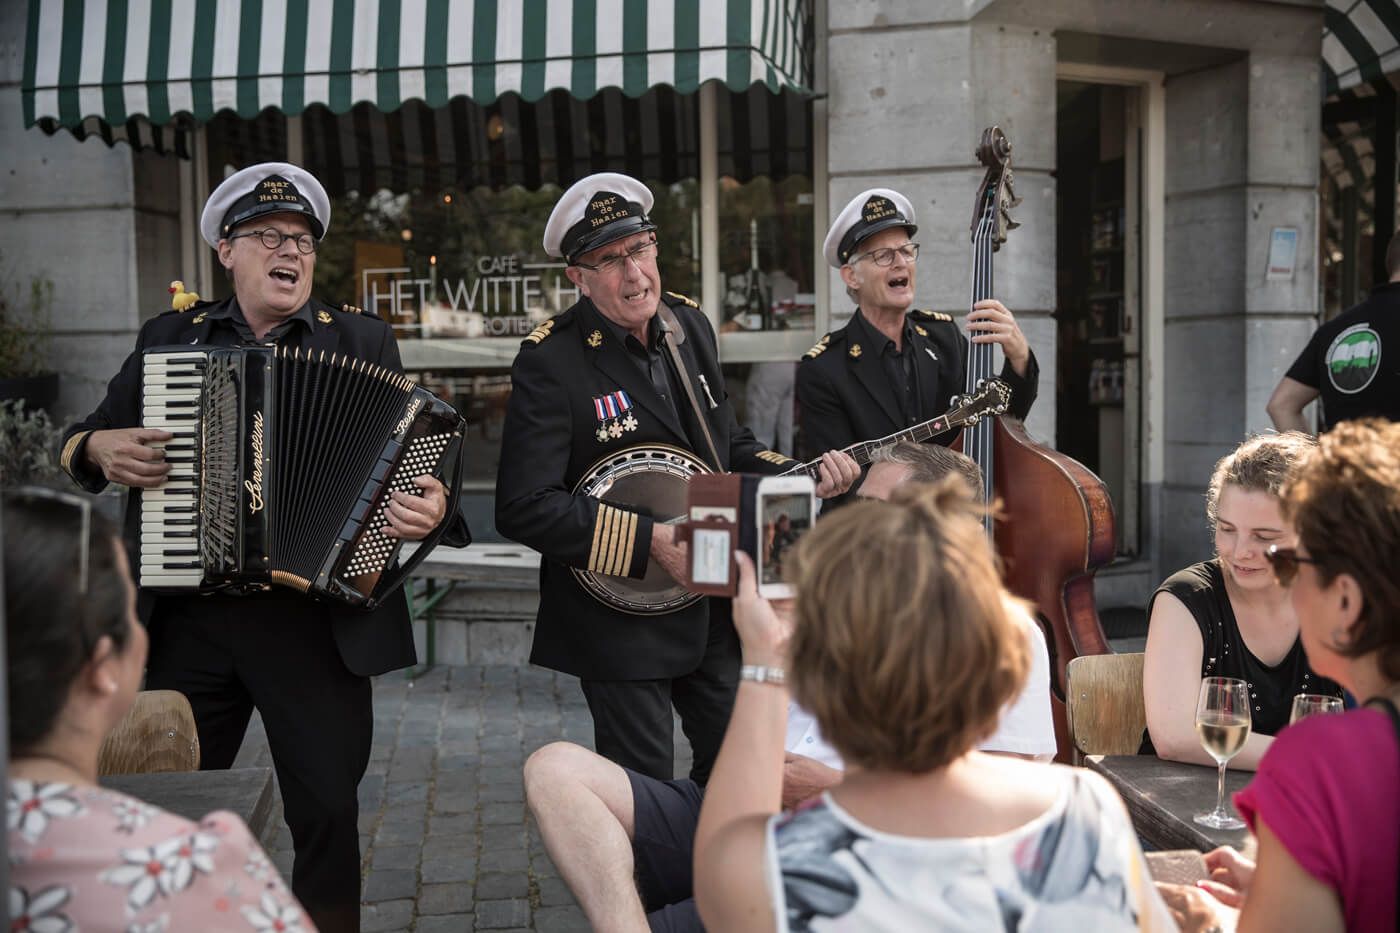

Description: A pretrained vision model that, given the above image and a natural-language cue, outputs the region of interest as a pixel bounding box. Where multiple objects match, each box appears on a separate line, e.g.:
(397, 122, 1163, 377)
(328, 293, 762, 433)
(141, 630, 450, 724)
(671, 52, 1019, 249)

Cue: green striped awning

(22, 0, 812, 147)
(1323, 0, 1400, 95)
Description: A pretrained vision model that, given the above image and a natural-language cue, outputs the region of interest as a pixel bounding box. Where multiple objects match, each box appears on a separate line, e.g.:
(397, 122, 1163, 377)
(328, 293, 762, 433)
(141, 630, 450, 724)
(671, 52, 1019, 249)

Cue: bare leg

(524, 742, 651, 932)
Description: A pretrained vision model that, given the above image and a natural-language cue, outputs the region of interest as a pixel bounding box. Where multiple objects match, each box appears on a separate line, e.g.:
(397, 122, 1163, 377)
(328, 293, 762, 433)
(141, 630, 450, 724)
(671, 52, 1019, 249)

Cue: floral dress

(7, 779, 314, 933)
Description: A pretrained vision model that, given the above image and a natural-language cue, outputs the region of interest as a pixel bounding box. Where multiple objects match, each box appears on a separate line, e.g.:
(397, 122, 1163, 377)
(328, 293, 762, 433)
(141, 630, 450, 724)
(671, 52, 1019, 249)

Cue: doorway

(1055, 80, 1142, 556)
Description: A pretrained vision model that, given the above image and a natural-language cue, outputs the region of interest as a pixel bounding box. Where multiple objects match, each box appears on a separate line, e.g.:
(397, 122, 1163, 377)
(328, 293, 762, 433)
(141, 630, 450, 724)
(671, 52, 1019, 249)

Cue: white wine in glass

(1290, 693, 1343, 724)
(1194, 676, 1250, 830)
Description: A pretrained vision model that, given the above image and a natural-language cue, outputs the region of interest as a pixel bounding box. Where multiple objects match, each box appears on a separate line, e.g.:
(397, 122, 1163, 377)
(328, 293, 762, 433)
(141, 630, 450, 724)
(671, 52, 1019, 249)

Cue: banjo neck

(780, 412, 958, 479)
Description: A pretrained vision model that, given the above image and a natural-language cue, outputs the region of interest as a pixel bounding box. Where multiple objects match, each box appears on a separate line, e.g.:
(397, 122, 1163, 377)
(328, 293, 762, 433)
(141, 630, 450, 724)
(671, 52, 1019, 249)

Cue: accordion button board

(139, 345, 468, 609)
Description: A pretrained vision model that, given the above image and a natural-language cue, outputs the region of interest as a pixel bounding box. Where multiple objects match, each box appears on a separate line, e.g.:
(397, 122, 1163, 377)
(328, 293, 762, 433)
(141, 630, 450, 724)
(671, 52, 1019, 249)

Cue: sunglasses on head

(5, 486, 93, 595)
(1265, 544, 1321, 587)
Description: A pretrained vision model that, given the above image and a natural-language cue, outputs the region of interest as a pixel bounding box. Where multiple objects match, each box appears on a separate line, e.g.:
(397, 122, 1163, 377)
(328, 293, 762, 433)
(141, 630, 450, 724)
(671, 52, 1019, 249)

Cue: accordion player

(139, 344, 467, 609)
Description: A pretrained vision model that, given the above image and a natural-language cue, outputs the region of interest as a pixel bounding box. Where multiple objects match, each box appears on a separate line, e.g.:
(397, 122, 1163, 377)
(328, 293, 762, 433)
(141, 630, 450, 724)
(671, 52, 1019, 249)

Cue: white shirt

(783, 599, 1057, 767)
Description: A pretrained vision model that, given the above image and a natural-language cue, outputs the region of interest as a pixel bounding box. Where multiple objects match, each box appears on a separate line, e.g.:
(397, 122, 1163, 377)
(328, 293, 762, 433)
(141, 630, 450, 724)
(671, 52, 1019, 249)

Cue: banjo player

(495, 173, 858, 785)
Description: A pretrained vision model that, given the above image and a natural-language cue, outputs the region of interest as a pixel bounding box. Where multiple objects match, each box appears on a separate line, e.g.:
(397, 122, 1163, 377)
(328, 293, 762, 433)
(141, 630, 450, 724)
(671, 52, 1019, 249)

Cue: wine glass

(1194, 676, 1251, 830)
(1290, 693, 1343, 724)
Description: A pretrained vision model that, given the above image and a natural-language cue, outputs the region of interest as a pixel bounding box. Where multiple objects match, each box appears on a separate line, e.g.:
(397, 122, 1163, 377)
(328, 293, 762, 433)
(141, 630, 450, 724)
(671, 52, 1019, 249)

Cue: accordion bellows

(141, 345, 466, 609)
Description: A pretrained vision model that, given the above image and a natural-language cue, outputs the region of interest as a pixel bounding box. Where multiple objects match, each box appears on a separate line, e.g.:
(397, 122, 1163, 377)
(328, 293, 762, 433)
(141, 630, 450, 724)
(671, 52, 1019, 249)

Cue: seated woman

(693, 478, 1174, 931)
(1143, 432, 1341, 768)
(1158, 418, 1399, 932)
(5, 490, 312, 931)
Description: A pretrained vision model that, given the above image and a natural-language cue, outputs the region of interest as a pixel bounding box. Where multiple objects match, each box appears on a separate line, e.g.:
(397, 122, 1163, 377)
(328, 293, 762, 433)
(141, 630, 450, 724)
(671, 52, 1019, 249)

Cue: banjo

(571, 377, 1012, 614)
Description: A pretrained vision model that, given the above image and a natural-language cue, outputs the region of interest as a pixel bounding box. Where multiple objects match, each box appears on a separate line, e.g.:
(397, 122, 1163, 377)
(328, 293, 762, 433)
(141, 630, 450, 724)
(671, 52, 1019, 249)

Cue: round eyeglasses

(573, 240, 659, 275)
(229, 228, 318, 255)
(850, 243, 919, 267)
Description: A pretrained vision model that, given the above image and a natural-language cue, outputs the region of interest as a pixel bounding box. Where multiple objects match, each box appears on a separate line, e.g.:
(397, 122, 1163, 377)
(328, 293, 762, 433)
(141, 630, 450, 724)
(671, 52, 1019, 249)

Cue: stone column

(825, 5, 1059, 441)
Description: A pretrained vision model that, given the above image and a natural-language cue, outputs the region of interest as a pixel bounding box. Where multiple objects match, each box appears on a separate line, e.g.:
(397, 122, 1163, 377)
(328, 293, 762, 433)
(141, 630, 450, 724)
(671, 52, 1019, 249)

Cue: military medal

(593, 389, 638, 443)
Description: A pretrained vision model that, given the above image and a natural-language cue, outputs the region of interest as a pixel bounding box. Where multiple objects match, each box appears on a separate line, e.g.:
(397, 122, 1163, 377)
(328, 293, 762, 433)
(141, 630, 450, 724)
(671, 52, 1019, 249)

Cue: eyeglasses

(1265, 544, 1322, 587)
(5, 486, 92, 594)
(573, 239, 659, 275)
(849, 243, 920, 267)
(228, 228, 318, 255)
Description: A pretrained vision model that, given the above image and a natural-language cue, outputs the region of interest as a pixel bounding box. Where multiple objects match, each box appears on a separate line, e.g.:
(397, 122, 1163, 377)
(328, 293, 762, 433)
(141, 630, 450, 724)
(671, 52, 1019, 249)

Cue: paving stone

(479, 802, 523, 825)
(532, 906, 591, 933)
(370, 845, 421, 871)
(431, 791, 478, 814)
(474, 899, 531, 929)
(477, 848, 529, 874)
(417, 882, 474, 916)
(363, 869, 418, 903)
(413, 916, 474, 933)
(385, 782, 431, 804)
(474, 871, 530, 900)
(360, 899, 414, 933)
(376, 821, 429, 846)
(478, 782, 524, 803)
(429, 813, 476, 835)
(534, 875, 577, 908)
(481, 825, 527, 850)
(420, 855, 476, 885)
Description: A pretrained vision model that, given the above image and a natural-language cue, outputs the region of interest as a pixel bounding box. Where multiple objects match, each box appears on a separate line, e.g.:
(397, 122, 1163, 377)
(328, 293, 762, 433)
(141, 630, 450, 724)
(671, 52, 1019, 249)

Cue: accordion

(139, 345, 466, 609)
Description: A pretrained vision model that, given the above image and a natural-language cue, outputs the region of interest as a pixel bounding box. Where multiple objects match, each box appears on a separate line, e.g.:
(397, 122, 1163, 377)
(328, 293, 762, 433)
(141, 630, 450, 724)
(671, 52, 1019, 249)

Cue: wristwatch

(740, 664, 786, 685)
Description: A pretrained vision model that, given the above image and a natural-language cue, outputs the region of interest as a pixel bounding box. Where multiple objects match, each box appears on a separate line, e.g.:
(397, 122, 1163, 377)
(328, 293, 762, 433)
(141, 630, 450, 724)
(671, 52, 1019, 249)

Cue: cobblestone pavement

(236, 664, 692, 933)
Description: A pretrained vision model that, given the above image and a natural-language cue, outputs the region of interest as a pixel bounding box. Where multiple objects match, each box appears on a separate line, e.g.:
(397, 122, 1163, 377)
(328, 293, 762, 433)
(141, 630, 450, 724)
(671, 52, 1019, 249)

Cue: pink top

(7, 779, 315, 932)
(1234, 707, 1399, 932)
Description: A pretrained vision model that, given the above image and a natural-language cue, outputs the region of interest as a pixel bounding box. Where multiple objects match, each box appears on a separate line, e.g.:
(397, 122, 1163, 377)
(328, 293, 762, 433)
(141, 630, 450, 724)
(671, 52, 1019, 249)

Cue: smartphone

(754, 475, 816, 599)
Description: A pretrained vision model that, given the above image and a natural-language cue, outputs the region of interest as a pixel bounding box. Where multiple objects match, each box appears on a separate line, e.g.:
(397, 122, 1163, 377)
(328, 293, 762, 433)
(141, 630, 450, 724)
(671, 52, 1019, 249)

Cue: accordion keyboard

(139, 350, 207, 587)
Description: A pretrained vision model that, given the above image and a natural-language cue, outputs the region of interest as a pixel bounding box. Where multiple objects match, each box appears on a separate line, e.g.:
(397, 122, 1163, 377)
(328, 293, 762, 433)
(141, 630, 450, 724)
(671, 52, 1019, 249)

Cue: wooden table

(100, 767, 276, 838)
(1087, 755, 1252, 851)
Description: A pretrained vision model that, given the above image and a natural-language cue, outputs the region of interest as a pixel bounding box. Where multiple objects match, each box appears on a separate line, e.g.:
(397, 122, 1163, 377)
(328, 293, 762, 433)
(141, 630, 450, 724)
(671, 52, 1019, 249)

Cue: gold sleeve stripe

(613, 509, 638, 577)
(756, 450, 794, 465)
(588, 504, 614, 574)
(60, 431, 90, 475)
(601, 507, 622, 576)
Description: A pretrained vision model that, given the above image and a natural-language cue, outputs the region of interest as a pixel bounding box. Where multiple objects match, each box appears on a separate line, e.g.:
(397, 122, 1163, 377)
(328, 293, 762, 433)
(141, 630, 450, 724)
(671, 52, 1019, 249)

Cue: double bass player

(796, 188, 1040, 487)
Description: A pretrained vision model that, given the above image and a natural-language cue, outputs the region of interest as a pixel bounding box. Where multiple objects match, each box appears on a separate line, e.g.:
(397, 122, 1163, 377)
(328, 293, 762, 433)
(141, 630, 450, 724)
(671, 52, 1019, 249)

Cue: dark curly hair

(4, 489, 132, 753)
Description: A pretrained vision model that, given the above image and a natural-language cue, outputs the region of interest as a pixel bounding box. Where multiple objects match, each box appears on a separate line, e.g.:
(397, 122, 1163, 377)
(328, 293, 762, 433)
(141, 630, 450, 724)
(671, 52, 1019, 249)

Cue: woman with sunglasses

(1142, 432, 1341, 769)
(5, 490, 312, 931)
(1159, 418, 1399, 932)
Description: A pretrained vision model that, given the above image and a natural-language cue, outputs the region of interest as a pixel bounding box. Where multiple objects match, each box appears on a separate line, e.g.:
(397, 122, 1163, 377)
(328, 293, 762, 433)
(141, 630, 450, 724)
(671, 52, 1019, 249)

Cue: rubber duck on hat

(822, 189, 918, 269)
(543, 173, 658, 264)
(199, 162, 332, 248)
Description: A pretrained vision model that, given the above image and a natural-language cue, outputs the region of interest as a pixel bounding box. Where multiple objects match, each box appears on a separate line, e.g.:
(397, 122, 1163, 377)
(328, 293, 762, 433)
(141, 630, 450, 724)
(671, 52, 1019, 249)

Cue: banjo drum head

(572, 445, 710, 614)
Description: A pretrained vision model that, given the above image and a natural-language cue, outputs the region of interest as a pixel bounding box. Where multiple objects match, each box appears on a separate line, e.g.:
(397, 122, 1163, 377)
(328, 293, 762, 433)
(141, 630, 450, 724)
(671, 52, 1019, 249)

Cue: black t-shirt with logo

(1286, 281, 1400, 430)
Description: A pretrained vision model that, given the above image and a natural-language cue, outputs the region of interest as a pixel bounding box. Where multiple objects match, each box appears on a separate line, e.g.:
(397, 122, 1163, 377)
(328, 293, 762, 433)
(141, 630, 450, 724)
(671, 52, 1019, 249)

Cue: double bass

(957, 126, 1117, 761)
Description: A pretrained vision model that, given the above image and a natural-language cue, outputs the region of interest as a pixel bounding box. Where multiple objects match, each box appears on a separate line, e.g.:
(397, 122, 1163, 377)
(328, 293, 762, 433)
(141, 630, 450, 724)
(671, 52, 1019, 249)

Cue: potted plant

(0, 256, 58, 411)
(0, 399, 65, 486)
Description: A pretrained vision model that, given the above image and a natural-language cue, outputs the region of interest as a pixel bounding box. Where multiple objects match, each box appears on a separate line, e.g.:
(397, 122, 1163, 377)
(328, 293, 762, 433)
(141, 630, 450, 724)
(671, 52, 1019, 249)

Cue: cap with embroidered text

(200, 162, 331, 247)
(823, 188, 918, 268)
(543, 173, 657, 263)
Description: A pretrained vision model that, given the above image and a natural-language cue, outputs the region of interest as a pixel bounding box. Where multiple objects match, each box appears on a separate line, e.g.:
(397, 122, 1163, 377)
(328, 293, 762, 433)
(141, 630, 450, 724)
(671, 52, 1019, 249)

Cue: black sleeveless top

(1142, 560, 1342, 752)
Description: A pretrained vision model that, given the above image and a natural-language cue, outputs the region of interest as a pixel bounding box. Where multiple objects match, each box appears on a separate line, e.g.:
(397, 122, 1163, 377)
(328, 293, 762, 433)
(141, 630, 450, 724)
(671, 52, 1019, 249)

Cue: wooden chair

(98, 689, 201, 776)
(1065, 652, 1147, 765)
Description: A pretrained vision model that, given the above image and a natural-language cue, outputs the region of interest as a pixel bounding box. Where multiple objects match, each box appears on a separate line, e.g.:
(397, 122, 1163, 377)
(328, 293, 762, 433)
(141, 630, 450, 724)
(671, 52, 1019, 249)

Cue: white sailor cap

(200, 162, 331, 248)
(543, 172, 657, 263)
(823, 188, 918, 268)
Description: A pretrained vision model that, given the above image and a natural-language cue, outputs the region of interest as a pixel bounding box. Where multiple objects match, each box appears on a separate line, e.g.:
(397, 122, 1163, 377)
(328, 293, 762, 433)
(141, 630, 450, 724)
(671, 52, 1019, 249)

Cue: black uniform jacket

(495, 292, 794, 681)
(795, 307, 1040, 460)
(58, 295, 471, 677)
